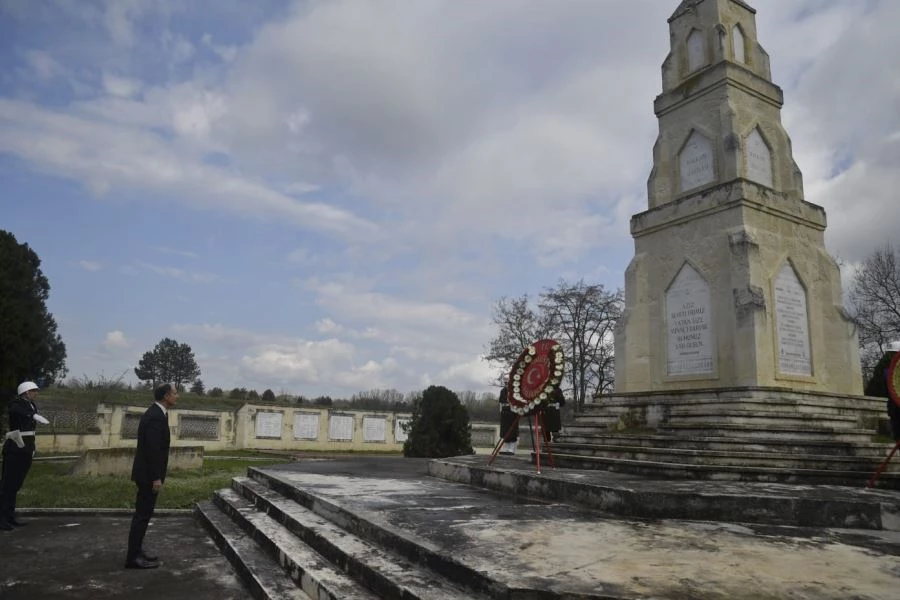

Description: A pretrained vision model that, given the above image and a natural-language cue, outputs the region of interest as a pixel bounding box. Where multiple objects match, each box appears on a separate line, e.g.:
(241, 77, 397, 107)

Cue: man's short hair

(154, 383, 173, 402)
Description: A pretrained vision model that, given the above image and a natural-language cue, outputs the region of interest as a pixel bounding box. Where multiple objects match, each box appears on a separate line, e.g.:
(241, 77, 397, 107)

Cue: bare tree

(484, 295, 553, 384)
(485, 281, 623, 411)
(540, 280, 623, 411)
(849, 244, 900, 378)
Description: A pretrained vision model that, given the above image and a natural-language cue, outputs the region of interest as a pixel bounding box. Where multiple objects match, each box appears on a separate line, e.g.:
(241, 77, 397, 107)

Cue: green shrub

(402, 386, 474, 458)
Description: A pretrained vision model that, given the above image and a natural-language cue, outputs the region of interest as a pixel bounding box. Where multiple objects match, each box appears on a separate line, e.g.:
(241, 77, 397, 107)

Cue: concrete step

(194, 500, 314, 600)
(538, 452, 900, 488)
(429, 455, 900, 530)
(581, 401, 867, 418)
(558, 431, 888, 457)
(229, 476, 487, 600)
(664, 409, 859, 429)
(656, 422, 875, 442)
(211, 489, 381, 600)
(246, 468, 503, 598)
(552, 442, 896, 470)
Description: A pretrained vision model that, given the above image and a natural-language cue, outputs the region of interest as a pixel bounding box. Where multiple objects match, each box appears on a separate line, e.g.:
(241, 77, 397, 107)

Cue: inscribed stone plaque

(732, 26, 745, 63)
(745, 129, 773, 187)
(680, 131, 715, 191)
(255, 411, 283, 439)
(293, 412, 319, 440)
(774, 264, 812, 376)
(328, 414, 354, 441)
(687, 29, 706, 72)
(363, 417, 386, 443)
(667, 264, 714, 376)
(394, 418, 410, 442)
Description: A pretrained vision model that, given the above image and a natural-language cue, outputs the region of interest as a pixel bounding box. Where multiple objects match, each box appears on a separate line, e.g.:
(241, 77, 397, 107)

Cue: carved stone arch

(665, 261, 715, 377)
(742, 124, 773, 188)
(770, 258, 813, 377)
(677, 127, 717, 192)
(686, 28, 707, 73)
(732, 24, 746, 63)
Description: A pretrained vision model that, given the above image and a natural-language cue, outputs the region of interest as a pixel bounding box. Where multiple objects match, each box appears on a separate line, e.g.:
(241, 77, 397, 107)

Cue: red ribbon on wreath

(888, 351, 900, 409)
(506, 339, 564, 416)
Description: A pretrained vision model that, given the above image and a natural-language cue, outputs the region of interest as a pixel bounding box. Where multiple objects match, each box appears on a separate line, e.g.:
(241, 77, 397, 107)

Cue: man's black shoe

(124, 556, 159, 569)
(0, 520, 12, 531)
(139, 550, 158, 562)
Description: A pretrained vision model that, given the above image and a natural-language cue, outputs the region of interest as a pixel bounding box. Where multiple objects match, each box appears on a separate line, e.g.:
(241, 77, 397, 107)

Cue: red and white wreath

(507, 339, 565, 416)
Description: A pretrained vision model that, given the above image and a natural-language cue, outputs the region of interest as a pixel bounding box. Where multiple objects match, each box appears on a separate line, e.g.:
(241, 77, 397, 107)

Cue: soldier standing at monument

(498, 385, 519, 455)
(0, 381, 49, 531)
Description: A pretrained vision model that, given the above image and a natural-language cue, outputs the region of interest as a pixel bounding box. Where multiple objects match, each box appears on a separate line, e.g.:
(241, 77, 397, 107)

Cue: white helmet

(17, 381, 39, 396)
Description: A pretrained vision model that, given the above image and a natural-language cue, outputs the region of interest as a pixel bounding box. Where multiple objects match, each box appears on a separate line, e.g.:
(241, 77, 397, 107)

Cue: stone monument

(614, 0, 862, 395)
(556, 0, 893, 486)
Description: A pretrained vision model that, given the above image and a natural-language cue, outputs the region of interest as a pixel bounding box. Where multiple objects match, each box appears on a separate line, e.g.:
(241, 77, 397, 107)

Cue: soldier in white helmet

(0, 381, 49, 531)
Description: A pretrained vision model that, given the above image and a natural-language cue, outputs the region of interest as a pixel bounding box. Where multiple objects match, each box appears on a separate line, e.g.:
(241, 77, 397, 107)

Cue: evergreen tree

(134, 337, 201, 389)
(0, 230, 67, 430)
(403, 386, 474, 458)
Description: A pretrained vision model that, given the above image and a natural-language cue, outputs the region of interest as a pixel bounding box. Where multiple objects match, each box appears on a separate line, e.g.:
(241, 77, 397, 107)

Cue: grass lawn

(17, 457, 287, 510)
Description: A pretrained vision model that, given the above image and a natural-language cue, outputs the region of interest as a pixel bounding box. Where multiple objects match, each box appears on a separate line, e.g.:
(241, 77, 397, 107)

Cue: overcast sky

(1, 0, 897, 397)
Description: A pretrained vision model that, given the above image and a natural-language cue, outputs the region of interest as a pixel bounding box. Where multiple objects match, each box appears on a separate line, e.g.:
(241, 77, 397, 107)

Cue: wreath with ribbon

(507, 339, 565, 416)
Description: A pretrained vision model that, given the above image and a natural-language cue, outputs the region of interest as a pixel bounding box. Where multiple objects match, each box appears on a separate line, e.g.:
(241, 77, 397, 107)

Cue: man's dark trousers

(0, 448, 33, 522)
(126, 482, 158, 560)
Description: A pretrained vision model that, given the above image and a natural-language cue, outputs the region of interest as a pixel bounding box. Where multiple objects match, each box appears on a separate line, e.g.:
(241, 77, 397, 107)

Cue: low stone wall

(34, 402, 503, 455)
(68, 445, 204, 477)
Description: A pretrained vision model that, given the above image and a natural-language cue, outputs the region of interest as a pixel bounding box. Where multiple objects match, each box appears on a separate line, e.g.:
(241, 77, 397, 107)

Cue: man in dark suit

(125, 382, 176, 569)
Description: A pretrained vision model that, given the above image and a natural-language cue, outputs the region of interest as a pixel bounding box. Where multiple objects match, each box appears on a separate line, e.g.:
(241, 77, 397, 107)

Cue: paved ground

(0, 514, 247, 600)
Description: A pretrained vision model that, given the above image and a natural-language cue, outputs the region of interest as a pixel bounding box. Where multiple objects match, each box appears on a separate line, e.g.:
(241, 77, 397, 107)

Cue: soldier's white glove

(4, 430, 25, 449)
(34, 414, 50, 425)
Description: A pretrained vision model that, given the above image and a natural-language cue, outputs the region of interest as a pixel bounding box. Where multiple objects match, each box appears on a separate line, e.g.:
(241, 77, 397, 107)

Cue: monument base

(549, 388, 900, 488)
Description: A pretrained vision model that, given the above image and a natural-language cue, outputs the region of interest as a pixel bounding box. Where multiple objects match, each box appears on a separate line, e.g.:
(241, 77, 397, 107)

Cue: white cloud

(78, 260, 103, 272)
(103, 330, 130, 350)
(0, 99, 378, 238)
(136, 261, 222, 284)
(23, 50, 64, 81)
(102, 73, 142, 98)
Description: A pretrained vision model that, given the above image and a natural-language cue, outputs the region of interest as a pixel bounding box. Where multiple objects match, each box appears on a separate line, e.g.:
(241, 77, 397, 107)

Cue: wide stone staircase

(545, 388, 900, 488)
(195, 467, 497, 600)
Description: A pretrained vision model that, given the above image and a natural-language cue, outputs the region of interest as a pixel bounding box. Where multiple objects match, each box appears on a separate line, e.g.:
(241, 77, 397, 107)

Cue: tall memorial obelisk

(614, 0, 862, 396)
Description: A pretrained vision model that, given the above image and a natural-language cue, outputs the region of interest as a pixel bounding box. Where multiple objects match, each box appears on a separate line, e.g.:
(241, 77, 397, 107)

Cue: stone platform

(553, 389, 900, 488)
(196, 455, 900, 599)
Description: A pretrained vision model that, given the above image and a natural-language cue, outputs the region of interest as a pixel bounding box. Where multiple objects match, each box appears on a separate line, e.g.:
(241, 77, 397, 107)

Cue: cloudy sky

(1, 0, 896, 397)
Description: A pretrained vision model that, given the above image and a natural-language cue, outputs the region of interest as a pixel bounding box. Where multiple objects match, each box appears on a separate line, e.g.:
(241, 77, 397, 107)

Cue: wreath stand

(488, 407, 555, 474)
(867, 440, 900, 489)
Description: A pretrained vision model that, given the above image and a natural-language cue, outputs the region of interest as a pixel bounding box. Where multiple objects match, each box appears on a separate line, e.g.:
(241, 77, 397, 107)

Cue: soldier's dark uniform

(0, 392, 39, 529)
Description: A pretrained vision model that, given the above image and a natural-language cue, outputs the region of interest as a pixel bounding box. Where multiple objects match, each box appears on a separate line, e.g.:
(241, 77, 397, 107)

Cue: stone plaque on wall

(255, 411, 283, 439)
(746, 128, 773, 187)
(395, 418, 410, 442)
(680, 131, 715, 191)
(687, 29, 706, 72)
(667, 263, 714, 376)
(732, 25, 745, 63)
(293, 412, 319, 440)
(363, 417, 386, 442)
(774, 264, 812, 376)
(328, 414, 354, 441)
